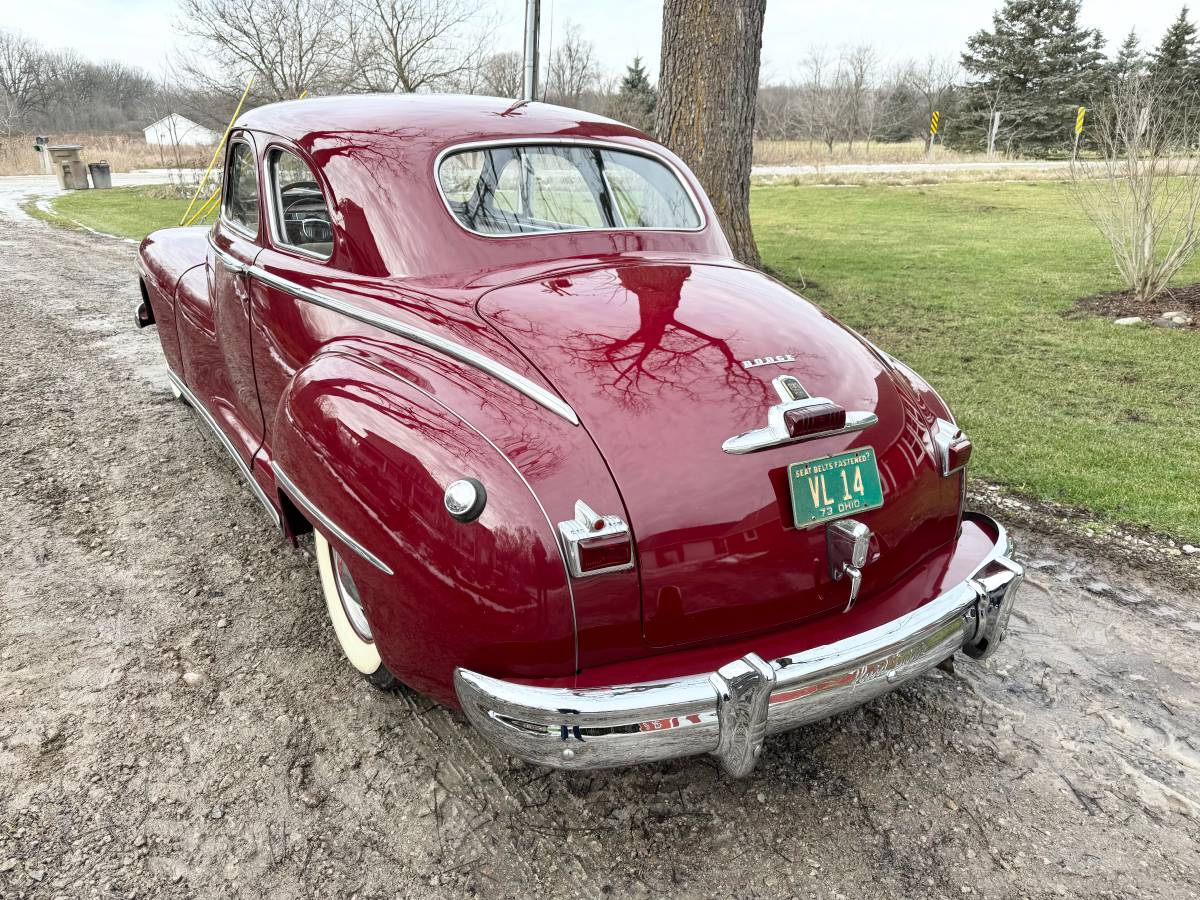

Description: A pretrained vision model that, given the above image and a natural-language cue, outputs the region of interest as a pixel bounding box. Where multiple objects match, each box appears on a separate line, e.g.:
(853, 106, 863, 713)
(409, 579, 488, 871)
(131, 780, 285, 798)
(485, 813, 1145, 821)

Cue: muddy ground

(1, 182, 1198, 900)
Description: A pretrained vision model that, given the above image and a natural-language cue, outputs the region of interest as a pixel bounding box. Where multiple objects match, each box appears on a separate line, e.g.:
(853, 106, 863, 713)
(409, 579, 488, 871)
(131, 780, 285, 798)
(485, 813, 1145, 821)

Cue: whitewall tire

(314, 531, 399, 689)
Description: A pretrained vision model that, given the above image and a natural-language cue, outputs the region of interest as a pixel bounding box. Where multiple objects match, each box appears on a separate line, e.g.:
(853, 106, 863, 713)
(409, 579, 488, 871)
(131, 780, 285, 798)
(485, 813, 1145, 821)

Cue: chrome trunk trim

(455, 514, 1022, 775)
(722, 375, 877, 455)
(271, 462, 394, 576)
(204, 233, 580, 426)
(167, 370, 281, 529)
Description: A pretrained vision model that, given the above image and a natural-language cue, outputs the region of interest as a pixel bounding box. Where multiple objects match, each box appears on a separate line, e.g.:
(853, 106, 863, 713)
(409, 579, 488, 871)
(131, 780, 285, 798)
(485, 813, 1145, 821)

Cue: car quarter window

(223, 140, 259, 235)
(438, 144, 701, 236)
(269, 149, 333, 258)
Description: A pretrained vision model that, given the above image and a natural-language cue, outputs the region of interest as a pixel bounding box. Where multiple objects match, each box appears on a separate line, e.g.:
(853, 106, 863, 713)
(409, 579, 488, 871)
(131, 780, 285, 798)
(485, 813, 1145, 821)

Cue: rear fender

(138, 226, 210, 378)
(270, 348, 576, 705)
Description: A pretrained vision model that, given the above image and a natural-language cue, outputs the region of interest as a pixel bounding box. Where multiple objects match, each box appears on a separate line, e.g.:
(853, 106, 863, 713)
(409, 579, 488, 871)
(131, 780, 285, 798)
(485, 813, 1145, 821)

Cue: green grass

(753, 180, 1200, 541)
(33, 185, 216, 240)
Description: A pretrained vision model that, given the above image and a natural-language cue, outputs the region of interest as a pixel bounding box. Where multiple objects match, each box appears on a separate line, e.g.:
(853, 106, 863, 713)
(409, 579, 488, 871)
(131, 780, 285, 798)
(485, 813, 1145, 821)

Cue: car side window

(223, 140, 259, 236)
(269, 149, 333, 258)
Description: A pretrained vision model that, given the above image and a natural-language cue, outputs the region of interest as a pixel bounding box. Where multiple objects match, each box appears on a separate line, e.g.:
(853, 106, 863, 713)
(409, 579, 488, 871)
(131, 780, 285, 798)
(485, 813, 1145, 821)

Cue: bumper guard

(454, 516, 1021, 776)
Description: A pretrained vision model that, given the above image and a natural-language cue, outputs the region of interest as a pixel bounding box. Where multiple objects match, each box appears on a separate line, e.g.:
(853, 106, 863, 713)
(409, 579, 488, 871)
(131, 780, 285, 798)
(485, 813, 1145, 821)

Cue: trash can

(47, 145, 89, 190)
(88, 161, 113, 189)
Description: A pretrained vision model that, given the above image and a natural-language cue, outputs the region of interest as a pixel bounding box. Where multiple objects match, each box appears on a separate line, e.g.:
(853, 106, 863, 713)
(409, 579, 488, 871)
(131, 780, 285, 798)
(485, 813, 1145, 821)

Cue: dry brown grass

(753, 138, 986, 167)
(0, 133, 214, 177)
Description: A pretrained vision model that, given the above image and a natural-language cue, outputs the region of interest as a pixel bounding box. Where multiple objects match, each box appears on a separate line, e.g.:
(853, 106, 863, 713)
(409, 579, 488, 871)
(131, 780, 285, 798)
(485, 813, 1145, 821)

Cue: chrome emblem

(741, 354, 796, 370)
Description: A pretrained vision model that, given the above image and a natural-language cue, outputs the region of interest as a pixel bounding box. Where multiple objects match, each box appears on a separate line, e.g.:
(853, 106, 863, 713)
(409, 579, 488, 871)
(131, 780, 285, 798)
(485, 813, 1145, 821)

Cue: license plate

(788, 447, 884, 528)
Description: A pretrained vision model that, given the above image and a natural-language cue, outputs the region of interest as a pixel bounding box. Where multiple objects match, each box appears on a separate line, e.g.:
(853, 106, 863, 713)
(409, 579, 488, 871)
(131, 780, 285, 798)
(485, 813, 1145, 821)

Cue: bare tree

(904, 55, 959, 150)
(544, 23, 598, 108)
(1070, 75, 1200, 303)
(843, 44, 878, 154)
(0, 92, 20, 137)
(348, 0, 492, 93)
(657, 0, 766, 266)
(175, 0, 353, 101)
(799, 47, 850, 154)
(478, 50, 522, 99)
(0, 30, 54, 127)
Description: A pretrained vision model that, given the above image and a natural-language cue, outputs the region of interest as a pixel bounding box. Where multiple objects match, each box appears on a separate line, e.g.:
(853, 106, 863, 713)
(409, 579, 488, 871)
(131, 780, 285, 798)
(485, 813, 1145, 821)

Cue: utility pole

(522, 0, 540, 101)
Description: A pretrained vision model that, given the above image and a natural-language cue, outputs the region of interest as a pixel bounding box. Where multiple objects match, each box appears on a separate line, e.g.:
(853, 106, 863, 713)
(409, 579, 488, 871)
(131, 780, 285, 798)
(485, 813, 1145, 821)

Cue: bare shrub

(1070, 76, 1200, 303)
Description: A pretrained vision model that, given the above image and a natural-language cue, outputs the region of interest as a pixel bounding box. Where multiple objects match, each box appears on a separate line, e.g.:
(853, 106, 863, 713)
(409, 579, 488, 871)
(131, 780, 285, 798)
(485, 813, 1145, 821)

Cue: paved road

(0, 170, 201, 220)
(0, 182, 1198, 898)
(752, 159, 1071, 178)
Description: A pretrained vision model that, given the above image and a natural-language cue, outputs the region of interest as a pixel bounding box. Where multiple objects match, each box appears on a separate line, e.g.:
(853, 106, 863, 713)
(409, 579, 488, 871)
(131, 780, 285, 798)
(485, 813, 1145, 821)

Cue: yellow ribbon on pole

(179, 74, 256, 226)
(184, 188, 221, 227)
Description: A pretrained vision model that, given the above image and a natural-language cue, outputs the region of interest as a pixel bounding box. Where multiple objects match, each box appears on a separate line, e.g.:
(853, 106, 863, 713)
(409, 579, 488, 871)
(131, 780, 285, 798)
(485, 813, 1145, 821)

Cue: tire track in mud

(1, 191, 1199, 898)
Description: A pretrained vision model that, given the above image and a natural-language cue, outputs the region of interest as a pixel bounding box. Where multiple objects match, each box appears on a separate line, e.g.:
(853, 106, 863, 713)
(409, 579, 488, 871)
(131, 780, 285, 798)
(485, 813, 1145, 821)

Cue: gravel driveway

(1, 179, 1198, 899)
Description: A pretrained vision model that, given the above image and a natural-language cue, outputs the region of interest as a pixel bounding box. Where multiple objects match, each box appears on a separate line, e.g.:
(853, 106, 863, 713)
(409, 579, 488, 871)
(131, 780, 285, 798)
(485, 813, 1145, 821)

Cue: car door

(248, 142, 343, 459)
(176, 133, 267, 468)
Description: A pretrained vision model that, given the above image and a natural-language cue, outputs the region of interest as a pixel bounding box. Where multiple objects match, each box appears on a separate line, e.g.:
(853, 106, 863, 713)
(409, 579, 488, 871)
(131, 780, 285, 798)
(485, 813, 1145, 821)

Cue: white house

(143, 113, 221, 147)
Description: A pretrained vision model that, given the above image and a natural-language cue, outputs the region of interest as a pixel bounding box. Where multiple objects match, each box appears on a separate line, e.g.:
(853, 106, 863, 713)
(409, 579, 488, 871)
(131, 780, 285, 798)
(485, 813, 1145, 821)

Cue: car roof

(237, 93, 648, 146)
(232, 94, 730, 283)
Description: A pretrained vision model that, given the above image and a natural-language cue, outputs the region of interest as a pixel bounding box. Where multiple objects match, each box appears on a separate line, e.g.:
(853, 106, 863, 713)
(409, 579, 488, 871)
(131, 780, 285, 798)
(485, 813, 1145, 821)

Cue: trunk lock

(827, 519, 872, 611)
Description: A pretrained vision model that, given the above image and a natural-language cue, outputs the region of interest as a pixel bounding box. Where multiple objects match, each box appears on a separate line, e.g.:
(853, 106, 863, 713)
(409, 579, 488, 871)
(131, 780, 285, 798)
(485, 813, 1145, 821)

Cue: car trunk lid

(478, 261, 961, 650)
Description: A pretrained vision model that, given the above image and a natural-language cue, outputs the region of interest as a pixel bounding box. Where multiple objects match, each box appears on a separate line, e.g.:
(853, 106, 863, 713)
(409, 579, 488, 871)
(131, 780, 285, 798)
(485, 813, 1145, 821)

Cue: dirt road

(1, 184, 1198, 899)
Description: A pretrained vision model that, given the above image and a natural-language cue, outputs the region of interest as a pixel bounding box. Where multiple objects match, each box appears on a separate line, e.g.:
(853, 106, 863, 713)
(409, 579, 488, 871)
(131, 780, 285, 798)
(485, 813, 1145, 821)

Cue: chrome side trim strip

(204, 233, 579, 426)
(167, 370, 281, 529)
(270, 462, 394, 576)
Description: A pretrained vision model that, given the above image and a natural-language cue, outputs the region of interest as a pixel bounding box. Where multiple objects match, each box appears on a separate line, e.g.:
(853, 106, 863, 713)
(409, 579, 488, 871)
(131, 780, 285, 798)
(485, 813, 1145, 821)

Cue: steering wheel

(280, 180, 323, 214)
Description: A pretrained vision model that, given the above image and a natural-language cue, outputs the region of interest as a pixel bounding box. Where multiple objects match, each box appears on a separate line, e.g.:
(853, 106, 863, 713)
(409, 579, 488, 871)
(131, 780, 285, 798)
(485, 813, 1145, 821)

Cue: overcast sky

(3, 0, 1187, 83)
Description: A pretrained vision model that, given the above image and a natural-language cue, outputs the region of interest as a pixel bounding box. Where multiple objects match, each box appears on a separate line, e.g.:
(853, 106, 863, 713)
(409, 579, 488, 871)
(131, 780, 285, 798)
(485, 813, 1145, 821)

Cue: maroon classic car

(135, 94, 1021, 775)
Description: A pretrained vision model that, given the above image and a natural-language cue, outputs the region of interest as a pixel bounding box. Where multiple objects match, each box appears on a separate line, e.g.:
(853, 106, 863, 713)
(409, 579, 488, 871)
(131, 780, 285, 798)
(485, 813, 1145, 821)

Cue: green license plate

(788, 447, 884, 528)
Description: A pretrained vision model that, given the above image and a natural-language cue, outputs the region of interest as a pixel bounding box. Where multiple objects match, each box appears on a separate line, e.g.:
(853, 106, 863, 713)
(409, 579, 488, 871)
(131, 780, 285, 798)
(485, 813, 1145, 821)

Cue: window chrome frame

(433, 137, 708, 239)
(220, 135, 261, 240)
(263, 143, 334, 262)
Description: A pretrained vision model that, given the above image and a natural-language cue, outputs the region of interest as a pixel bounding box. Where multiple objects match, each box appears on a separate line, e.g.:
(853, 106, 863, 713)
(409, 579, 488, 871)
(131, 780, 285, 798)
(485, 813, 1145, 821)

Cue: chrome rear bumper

(454, 516, 1022, 776)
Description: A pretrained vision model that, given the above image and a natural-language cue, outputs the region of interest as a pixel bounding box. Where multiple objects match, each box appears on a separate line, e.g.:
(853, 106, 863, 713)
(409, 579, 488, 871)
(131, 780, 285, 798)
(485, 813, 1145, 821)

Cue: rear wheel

(314, 531, 399, 690)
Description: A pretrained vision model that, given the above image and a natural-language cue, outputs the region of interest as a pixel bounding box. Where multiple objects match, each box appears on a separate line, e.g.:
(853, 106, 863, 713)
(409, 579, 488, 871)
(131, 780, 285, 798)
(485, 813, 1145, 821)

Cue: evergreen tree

(955, 0, 1106, 156)
(609, 56, 656, 133)
(1150, 6, 1199, 99)
(1111, 29, 1145, 80)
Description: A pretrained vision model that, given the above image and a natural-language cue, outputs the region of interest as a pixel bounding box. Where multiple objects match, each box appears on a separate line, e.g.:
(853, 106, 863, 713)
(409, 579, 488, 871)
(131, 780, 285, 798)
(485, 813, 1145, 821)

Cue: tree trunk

(656, 0, 766, 268)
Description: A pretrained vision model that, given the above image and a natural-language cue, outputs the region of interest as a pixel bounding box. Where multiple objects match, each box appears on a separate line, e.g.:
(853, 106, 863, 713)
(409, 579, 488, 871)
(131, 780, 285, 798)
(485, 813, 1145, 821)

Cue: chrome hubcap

(332, 549, 373, 642)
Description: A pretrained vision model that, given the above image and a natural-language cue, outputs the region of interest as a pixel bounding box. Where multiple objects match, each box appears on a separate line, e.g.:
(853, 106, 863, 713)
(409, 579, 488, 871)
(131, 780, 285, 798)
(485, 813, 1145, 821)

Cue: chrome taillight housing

(932, 418, 973, 476)
(557, 500, 635, 577)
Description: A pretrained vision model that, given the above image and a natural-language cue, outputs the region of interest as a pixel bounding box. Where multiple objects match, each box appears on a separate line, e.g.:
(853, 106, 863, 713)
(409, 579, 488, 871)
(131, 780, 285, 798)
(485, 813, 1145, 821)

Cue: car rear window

(438, 144, 702, 236)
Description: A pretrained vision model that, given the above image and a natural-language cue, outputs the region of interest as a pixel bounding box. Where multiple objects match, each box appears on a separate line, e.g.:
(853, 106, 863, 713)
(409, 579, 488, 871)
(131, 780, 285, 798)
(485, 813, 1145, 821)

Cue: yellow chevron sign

(930, 111, 940, 136)
(1075, 106, 1086, 136)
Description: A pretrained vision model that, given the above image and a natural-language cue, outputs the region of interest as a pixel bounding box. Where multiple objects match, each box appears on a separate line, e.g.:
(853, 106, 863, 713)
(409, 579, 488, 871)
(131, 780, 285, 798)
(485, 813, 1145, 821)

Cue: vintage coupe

(135, 95, 1022, 775)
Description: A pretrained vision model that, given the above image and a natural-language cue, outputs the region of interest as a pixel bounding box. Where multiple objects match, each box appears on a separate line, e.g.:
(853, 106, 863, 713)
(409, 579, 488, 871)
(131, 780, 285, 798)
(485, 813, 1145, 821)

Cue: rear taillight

(557, 500, 635, 578)
(783, 401, 846, 438)
(576, 531, 634, 574)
